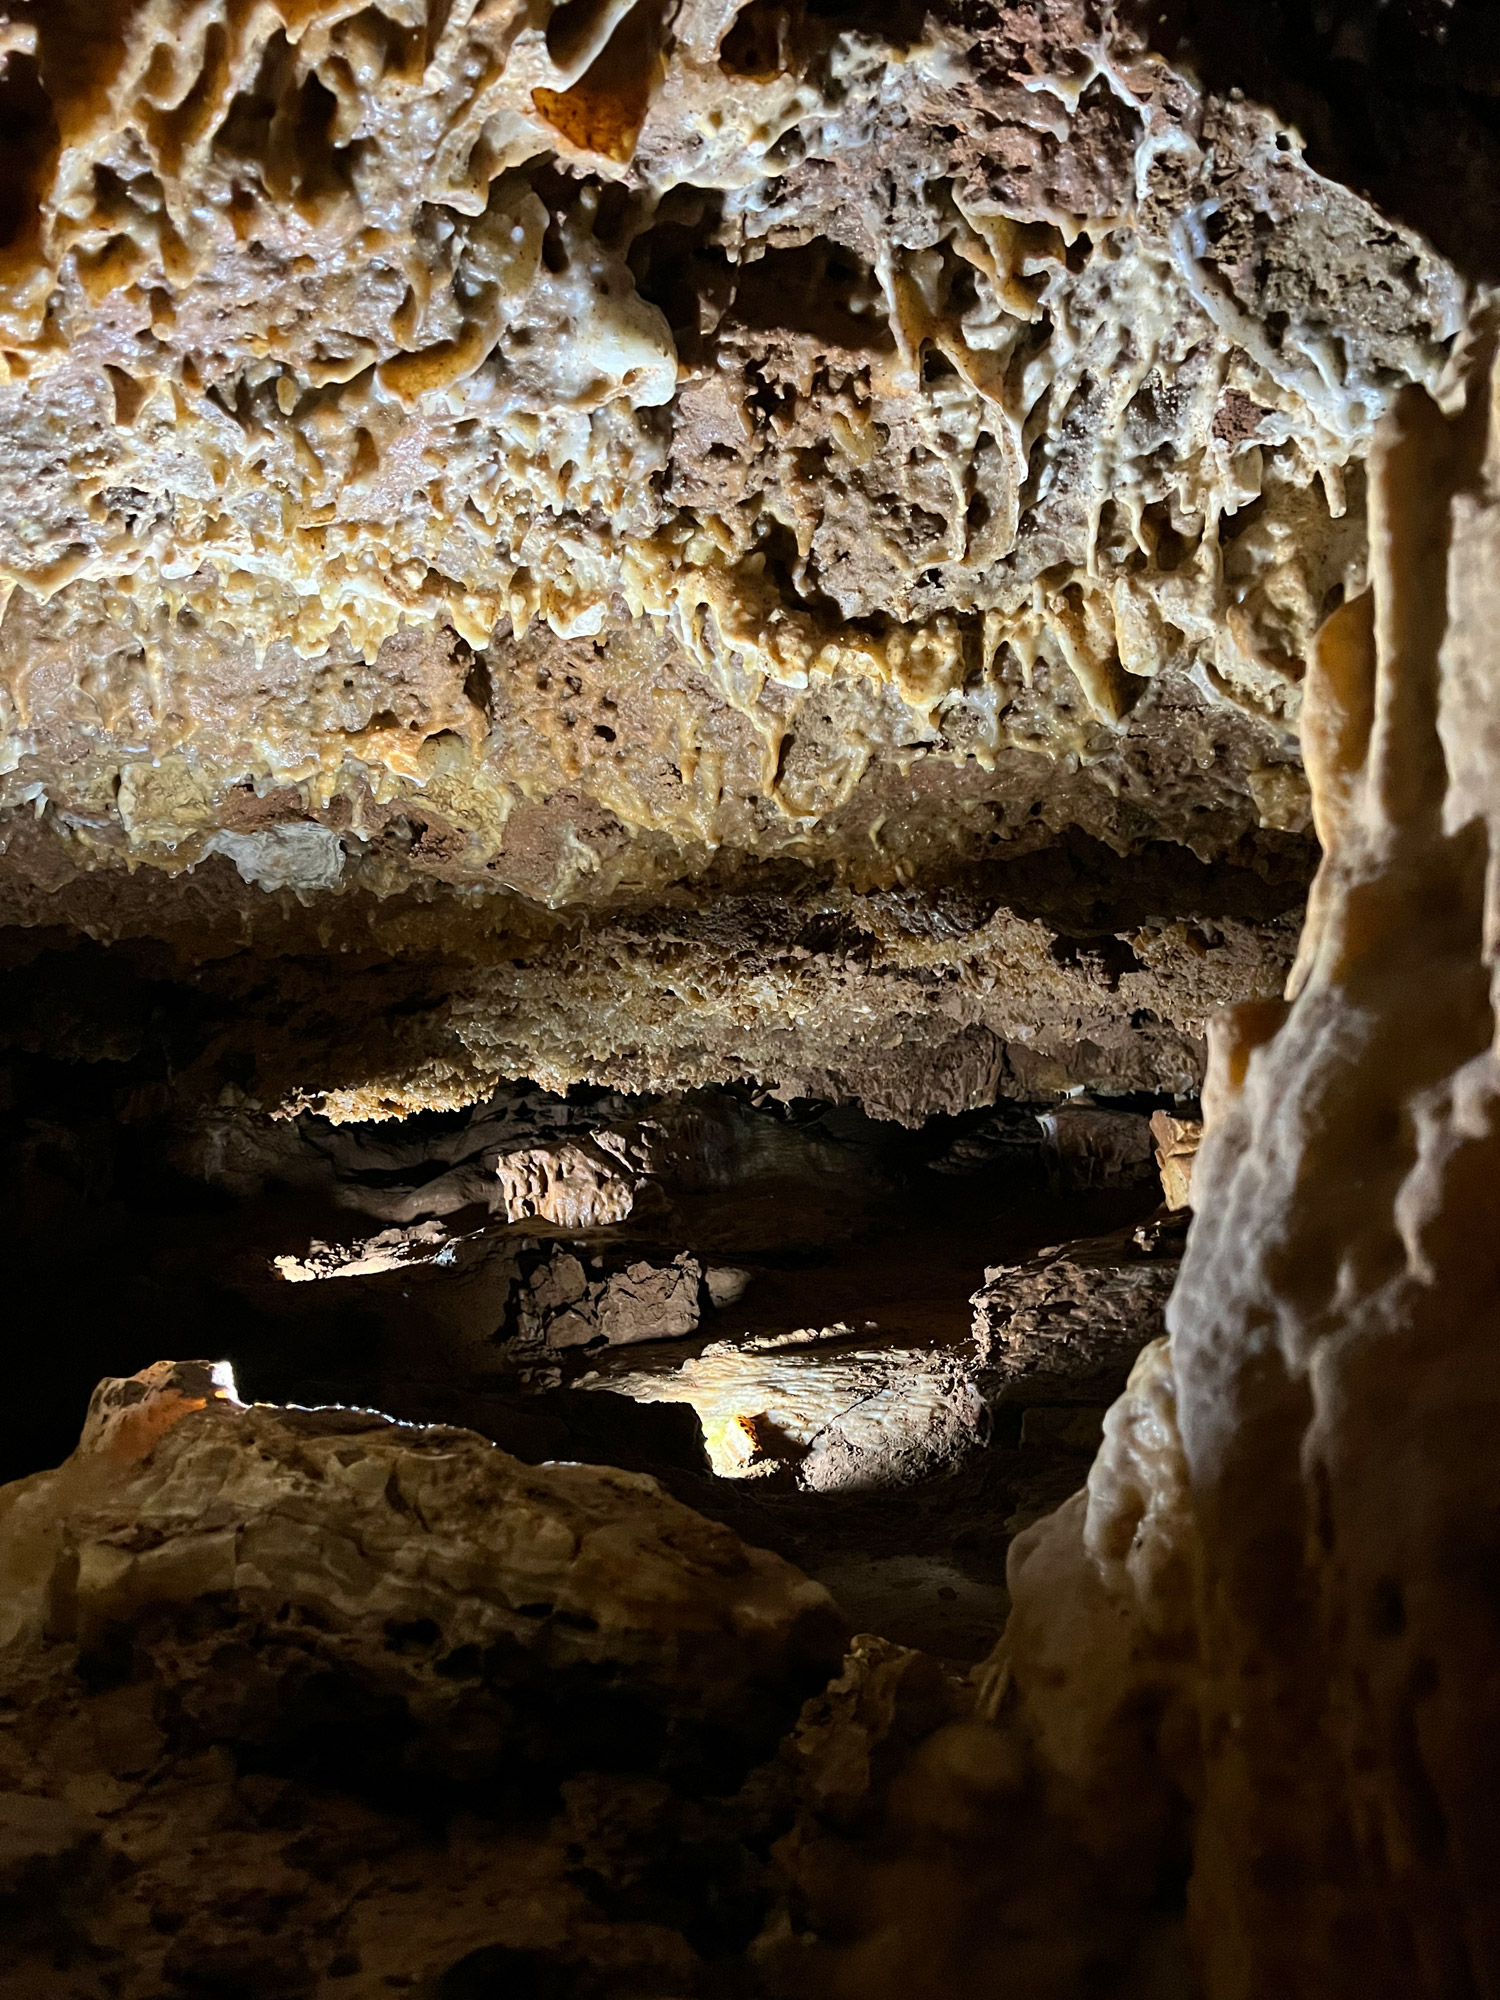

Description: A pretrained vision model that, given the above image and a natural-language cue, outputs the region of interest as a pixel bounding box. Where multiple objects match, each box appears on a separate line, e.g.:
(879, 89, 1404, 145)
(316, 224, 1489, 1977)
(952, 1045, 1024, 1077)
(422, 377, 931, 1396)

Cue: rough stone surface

(972, 1209, 1185, 1409)
(525, 1245, 707, 1348)
(1, 1359, 843, 1746)
(1158, 328, 1500, 1998)
(1036, 1102, 1157, 1190)
(0, 812, 1308, 1122)
(587, 1213, 1180, 1487)
(931, 327, 1500, 2000)
(2, 8, 1498, 1998)
(0, 0, 1466, 1110)
(1150, 1107, 1201, 1209)
(0, 1351, 1200, 2000)
(594, 1322, 989, 1485)
(0, 1359, 846, 1997)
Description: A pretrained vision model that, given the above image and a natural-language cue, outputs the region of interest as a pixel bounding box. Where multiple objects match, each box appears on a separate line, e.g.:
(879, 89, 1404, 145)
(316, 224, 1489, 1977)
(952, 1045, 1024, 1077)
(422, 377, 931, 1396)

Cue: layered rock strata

(0, 854, 1302, 1118)
(590, 1208, 1181, 1487)
(972, 1205, 1183, 1407)
(2, 6, 1498, 1996)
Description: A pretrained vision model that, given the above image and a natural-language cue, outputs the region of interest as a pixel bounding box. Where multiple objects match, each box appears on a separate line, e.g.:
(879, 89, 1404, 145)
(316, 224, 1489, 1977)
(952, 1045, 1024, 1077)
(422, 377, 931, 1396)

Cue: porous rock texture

(803, 320, 1500, 2000)
(972, 1203, 1183, 1406)
(0, 1359, 844, 1997)
(0, 0, 1470, 1115)
(0, 1350, 1199, 1998)
(5, 5, 1500, 2000)
(1164, 323, 1500, 1997)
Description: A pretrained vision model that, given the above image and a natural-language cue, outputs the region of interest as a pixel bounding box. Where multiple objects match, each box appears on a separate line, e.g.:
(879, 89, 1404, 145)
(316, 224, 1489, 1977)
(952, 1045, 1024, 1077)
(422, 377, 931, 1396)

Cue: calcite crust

(0, 0, 1469, 1115)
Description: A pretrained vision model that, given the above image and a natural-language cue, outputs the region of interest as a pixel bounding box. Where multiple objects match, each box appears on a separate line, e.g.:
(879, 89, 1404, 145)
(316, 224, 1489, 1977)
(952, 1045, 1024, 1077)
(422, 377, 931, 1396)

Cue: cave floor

(4, 1055, 1164, 1661)
(243, 1170, 1160, 1661)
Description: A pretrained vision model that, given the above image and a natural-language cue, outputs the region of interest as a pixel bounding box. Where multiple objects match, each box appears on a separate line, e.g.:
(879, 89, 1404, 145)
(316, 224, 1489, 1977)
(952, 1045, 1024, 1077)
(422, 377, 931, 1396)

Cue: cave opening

(1, 982, 1189, 1660)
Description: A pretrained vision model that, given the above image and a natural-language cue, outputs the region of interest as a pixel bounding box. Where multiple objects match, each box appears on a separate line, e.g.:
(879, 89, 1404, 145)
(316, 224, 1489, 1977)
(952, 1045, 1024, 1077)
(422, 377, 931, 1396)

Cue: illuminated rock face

(970, 340, 1500, 2000)
(1164, 344, 1500, 1999)
(0, 0, 1469, 1111)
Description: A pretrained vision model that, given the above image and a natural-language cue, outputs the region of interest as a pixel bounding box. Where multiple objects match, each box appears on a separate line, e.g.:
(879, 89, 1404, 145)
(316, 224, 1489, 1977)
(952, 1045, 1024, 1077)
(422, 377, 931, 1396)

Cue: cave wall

(1, 3, 1498, 1998)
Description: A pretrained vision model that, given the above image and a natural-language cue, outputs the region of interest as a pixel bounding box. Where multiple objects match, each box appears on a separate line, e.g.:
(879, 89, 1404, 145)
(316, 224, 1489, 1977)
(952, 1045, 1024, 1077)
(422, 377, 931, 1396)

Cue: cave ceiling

(0, 0, 1479, 1116)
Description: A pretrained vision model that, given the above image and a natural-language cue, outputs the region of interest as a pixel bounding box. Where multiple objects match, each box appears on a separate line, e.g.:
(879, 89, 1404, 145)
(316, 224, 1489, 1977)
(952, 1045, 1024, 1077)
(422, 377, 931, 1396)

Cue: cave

(1, 2, 1499, 1995)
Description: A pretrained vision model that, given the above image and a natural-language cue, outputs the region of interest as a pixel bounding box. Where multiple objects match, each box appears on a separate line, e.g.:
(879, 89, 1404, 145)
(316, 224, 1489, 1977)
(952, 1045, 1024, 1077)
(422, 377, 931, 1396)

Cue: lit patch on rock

(592, 1322, 990, 1485)
(203, 822, 346, 892)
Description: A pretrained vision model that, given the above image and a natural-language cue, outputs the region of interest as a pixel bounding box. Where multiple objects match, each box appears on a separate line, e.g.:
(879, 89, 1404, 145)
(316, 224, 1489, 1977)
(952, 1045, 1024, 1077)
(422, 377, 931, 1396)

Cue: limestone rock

(761, 1558, 1195, 2000)
(706, 1264, 753, 1309)
(273, 1218, 471, 1281)
(1156, 333, 1500, 1998)
(746, 1332, 1199, 2000)
(951, 323, 1500, 2000)
(1036, 1103, 1158, 1191)
(1149, 1109, 1202, 1210)
(586, 1216, 1183, 1493)
(592, 1324, 988, 1487)
(521, 1246, 706, 1348)
(0, 1360, 844, 1763)
(972, 1215, 1185, 1410)
(978, 1336, 1197, 1811)
(492, 1137, 640, 1229)
(0, 1360, 848, 1995)
(0, 1791, 103, 1903)
(924, 1099, 1045, 1177)
(2, 5, 1498, 1993)
(174, 1079, 654, 1223)
(0, 0, 1456, 1111)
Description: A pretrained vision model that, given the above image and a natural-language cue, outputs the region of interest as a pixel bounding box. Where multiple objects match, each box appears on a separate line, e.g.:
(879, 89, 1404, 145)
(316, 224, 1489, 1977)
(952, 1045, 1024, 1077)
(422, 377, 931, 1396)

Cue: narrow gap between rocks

(2, 1047, 1188, 1660)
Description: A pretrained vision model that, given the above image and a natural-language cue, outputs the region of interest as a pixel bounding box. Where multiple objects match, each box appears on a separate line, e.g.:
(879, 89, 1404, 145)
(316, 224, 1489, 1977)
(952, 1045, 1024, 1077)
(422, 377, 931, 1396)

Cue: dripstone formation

(2, 2, 1498, 1997)
(0, 0, 1467, 1115)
